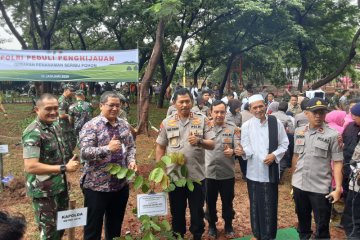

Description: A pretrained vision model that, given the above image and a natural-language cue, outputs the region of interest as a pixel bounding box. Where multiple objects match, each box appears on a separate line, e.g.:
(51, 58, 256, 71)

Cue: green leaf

(134, 176, 144, 190)
(125, 235, 133, 240)
(149, 168, 165, 183)
(161, 155, 172, 165)
(155, 160, 166, 169)
(160, 220, 171, 231)
(168, 183, 176, 192)
(132, 207, 137, 215)
(150, 221, 161, 231)
(105, 163, 114, 172)
(160, 174, 169, 190)
(143, 231, 155, 240)
(142, 182, 150, 193)
(142, 222, 151, 231)
(186, 179, 194, 192)
(110, 165, 121, 175)
(174, 178, 186, 187)
(193, 179, 202, 185)
(116, 167, 128, 179)
(139, 215, 150, 222)
(126, 169, 136, 180)
(180, 165, 188, 178)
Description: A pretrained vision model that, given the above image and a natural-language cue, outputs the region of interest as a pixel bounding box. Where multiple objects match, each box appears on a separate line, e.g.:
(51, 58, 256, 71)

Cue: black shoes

(225, 224, 235, 238)
(208, 225, 218, 238)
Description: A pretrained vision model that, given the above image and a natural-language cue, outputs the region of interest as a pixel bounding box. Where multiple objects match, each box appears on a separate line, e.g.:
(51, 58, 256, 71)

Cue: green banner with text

(0, 49, 138, 82)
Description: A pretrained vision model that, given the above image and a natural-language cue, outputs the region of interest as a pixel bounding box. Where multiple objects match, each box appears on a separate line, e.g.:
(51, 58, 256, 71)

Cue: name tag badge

(296, 139, 305, 145)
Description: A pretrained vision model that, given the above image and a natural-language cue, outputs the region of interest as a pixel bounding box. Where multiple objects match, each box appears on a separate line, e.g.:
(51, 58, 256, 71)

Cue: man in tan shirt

(156, 88, 215, 240)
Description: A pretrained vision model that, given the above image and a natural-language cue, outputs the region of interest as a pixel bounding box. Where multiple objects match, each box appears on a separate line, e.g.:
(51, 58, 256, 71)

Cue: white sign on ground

(137, 192, 168, 218)
(56, 207, 87, 230)
(0, 145, 8, 153)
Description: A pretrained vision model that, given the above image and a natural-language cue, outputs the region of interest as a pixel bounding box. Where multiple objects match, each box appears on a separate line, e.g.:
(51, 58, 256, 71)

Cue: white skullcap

(248, 94, 264, 104)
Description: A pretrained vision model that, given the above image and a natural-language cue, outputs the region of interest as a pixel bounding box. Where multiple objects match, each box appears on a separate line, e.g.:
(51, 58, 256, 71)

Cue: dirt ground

(0, 103, 346, 239)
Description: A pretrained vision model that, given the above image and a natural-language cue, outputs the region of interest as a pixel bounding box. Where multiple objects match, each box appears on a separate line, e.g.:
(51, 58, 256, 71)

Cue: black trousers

(168, 180, 205, 239)
(293, 187, 331, 239)
(206, 178, 235, 226)
(341, 190, 360, 239)
(82, 186, 129, 240)
(247, 179, 278, 240)
(280, 133, 294, 177)
(236, 156, 247, 177)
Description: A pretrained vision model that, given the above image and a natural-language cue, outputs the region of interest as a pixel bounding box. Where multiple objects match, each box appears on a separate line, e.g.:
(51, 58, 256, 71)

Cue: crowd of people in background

(1, 80, 360, 240)
(162, 82, 360, 239)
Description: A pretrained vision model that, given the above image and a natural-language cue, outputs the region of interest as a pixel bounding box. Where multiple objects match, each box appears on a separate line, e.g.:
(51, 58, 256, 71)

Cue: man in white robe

(241, 94, 289, 240)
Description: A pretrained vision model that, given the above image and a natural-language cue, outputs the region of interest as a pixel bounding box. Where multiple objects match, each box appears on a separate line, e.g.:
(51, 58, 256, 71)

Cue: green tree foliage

(0, 0, 359, 99)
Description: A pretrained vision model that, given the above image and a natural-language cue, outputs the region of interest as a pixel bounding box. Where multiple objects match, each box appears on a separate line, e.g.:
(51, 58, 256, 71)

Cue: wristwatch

(197, 138, 204, 146)
(60, 164, 67, 174)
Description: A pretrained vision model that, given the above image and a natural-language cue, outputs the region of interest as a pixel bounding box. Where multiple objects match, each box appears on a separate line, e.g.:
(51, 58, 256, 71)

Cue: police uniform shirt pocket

(167, 130, 180, 148)
(294, 137, 305, 154)
(314, 140, 329, 158)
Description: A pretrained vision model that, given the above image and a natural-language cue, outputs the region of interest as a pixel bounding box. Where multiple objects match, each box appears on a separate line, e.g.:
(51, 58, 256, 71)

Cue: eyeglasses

(104, 104, 121, 109)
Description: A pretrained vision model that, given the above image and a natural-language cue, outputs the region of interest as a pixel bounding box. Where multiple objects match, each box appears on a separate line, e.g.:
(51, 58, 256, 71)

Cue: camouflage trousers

(32, 191, 69, 240)
(63, 130, 77, 162)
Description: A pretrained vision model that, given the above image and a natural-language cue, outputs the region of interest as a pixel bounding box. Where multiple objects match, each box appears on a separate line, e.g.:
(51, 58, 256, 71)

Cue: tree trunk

(219, 53, 236, 99)
(0, 1, 28, 49)
(73, 25, 87, 50)
(311, 27, 360, 89)
(159, 53, 168, 83)
(139, 50, 150, 73)
(29, 0, 62, 94)
(297, 39, 308, 92)
(158, 36, 187, 108)
(157, 53, 169, 108)
(137, 19, 165, 135)
(193, 59, 205, 86)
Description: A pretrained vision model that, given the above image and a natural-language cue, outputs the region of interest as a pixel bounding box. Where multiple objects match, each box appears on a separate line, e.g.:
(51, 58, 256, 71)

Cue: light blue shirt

(241, 116, 289, 182)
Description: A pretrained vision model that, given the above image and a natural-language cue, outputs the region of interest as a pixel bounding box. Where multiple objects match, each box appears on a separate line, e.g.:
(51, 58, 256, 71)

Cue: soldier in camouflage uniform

(22, 94, 80, 240)
(117, 93, 128, 120)
(69, 90, 93, 136)
(0, 92, 8, 118)
(28, 82, 38, 111)
(58, 84, 76, 161)
(69, 90, 93, 164)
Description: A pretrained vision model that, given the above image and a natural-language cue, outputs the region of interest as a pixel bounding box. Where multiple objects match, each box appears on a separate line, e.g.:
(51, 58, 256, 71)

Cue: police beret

(351, 102, 360, 117)
(306, 97, 328, 111)
(75, 90, 84, 95)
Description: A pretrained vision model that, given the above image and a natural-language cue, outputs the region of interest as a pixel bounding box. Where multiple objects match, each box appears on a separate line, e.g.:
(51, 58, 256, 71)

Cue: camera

(350, 160, 360, 186)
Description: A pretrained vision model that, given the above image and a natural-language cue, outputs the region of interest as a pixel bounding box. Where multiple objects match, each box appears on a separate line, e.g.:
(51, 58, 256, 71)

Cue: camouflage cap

(75, 90, 84, 95)
(117, 93, 127, 102)
(63, 83, 75, 91)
